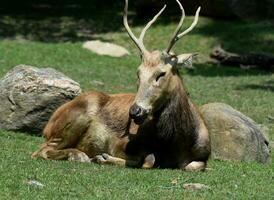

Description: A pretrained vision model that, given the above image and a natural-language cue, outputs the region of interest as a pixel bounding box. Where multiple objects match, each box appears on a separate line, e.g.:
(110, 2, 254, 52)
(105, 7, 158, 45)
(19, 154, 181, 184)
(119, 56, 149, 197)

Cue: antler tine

(123, 0, 146, 53)
(124, 0, 166, 54)
(166, 0, 201, 54)
(166, 0, 185, 53)
(177, 7, 201, 38)
(139, 5, 166, 46)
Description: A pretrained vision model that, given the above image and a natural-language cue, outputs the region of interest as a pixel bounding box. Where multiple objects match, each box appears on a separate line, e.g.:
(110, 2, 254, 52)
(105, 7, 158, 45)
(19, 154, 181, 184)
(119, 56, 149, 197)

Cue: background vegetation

(0, 1, 273, 199)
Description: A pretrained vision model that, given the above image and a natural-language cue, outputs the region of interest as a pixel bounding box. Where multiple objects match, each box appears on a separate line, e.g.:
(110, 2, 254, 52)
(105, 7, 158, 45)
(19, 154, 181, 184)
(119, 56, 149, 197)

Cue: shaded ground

(237, 80, 274, 93)
(0, 1, 124, 42)
(1, 0, 274, 54)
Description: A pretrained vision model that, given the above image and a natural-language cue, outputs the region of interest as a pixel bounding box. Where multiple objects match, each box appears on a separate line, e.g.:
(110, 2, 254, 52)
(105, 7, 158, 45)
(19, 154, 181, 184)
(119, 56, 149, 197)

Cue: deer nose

(129, 104, 148, 123)
(129, 104, 143, 118)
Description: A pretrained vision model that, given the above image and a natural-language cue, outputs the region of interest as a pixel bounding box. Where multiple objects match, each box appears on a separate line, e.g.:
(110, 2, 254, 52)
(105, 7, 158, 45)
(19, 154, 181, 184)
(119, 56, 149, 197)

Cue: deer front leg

(92, 154, 127, 166)
(92, 153, 155, 169)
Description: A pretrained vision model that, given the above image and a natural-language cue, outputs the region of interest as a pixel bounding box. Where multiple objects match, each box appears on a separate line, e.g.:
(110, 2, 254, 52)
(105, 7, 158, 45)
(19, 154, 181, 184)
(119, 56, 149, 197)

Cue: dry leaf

(171, 179, 179, 185)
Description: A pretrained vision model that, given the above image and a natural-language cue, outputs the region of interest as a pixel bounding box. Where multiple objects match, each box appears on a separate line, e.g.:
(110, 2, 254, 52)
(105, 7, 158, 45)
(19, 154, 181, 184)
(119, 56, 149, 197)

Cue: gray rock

(83, 40, 130, 57)
(200, 103, 270, 163)
(270, 141, 274, 151)
(0, 65, 81, 134)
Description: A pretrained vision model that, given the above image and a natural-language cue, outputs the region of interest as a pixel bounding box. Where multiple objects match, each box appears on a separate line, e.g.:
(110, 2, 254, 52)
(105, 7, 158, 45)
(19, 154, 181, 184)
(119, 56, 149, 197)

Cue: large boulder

(0, 65, 81, 134)
(200, 103, 270, 163)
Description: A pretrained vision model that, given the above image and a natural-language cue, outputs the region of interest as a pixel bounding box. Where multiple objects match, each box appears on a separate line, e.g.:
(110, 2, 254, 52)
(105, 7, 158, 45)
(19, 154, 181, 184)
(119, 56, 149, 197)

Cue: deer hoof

(142, 154, 155, 169)
(92, 155, 107, 164)
(184, 161, 206, 171)
(102, 153, 111, 160)
(91, 153, 115, 165)
(68, 152, 91, 163)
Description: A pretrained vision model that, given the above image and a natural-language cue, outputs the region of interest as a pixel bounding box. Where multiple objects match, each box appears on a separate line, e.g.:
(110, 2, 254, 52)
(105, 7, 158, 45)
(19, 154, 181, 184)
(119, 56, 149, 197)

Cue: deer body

(32, 71, 209, 170)
(34, 92, 146, 166)
(32, 0, 210, 171)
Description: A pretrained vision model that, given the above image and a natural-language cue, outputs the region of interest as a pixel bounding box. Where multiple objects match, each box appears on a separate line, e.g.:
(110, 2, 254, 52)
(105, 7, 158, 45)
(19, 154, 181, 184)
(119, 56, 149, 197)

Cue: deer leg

(92, 153, 155, 169)
(182, 120, 210, 172)
(142, 154, 155, 169)
(91, 153, 137, 167)
(92, 154, 126, 166)
(31, 139, 91, 163)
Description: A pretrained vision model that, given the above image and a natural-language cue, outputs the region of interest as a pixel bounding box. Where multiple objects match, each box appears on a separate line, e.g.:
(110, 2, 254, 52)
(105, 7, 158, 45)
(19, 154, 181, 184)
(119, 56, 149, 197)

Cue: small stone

(90, 80, 105, 86)
(26, 180, 44, 188)
(183, 183, 210, 190)
(83, 40, 130, 57)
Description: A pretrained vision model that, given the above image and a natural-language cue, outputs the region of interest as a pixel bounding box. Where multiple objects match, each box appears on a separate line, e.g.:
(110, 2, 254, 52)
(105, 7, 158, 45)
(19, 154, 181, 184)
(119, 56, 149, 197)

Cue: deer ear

(176, 53, 197, 69)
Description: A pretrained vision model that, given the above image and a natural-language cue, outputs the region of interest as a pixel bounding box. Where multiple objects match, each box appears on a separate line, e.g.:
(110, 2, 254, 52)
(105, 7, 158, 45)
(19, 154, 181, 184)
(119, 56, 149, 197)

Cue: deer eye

(156, 72, 166, 82)
(171, 57, 177, 62)
(169, 56, 178, 66)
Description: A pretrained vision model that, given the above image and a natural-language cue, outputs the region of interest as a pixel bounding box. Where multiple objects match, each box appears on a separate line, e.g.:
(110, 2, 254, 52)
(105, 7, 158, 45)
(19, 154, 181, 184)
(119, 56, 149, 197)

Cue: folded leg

(92, 153, 155, 169)
(32, 138, 90, 163)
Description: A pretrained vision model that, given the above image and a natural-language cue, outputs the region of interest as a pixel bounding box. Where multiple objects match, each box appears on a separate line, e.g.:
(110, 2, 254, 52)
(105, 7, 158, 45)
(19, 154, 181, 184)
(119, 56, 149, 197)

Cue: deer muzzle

(129, 103, 149, 125)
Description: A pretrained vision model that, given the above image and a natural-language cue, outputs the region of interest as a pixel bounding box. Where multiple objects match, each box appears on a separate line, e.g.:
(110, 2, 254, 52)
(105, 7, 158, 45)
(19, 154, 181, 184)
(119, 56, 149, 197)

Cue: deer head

(125, 0, 201, 124)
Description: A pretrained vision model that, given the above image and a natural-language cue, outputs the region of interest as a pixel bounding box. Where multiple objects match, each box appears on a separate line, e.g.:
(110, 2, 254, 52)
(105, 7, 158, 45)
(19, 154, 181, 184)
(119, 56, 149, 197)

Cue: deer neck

(154, 76, 198, 141)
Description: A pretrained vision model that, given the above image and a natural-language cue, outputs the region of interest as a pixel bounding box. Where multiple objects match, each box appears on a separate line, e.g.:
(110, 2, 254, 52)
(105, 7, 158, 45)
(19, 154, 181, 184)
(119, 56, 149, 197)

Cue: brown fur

(32, 91, 146, 166)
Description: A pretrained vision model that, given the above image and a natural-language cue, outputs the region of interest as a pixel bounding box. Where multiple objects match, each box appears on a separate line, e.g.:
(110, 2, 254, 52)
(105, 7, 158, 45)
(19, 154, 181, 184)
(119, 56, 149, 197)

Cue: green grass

(0, 16, 274, 199)
(1, 130, 273, 199)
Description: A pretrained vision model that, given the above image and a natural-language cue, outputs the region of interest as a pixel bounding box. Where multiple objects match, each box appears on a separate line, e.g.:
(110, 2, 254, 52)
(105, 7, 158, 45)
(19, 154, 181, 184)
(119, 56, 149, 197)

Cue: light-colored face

(136, 51, 176, 112)
(129, 50, 193, 124)
(124, 0, 200, 124)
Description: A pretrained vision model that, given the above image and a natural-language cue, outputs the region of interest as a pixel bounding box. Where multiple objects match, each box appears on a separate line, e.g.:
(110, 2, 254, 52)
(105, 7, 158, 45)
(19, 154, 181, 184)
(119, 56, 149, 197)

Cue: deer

(32, 0, 210, 171)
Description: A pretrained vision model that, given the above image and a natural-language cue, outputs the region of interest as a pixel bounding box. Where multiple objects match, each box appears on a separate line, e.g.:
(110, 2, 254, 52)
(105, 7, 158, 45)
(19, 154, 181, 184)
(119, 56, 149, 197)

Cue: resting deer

(32, 0, 210, 171)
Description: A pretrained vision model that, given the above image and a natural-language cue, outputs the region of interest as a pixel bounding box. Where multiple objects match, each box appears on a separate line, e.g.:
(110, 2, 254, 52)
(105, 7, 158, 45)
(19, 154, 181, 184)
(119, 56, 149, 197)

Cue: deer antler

(166, 0, 201, 54)
(124, 0, 166, 54)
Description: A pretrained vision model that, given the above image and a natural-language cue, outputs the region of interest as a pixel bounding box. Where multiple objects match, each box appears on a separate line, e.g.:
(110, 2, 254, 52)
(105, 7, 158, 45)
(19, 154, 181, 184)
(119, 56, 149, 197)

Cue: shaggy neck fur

(154, 75, 198, 145)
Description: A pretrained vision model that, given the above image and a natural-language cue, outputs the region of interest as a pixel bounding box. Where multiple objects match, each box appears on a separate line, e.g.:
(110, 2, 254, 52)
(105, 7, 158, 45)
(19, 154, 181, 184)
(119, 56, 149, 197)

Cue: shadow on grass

(236, 80, 274, 92)
(1, 0, 273, 50)
(0, 0, 126, 42)
(0, 0, 178, 42)
(194, 19, 274, 54)
(186, 63, 269, 77)
(1, 1, 274, 79)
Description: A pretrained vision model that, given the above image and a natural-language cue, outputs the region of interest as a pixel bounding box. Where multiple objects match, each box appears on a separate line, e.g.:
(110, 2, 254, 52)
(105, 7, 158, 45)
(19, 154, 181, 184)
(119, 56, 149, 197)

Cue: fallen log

(210, 45, 274, 70)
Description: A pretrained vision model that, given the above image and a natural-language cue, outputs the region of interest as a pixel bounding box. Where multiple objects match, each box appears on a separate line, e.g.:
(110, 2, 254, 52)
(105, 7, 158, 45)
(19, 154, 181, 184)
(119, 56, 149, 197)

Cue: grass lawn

(0, 14, 274, 199)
